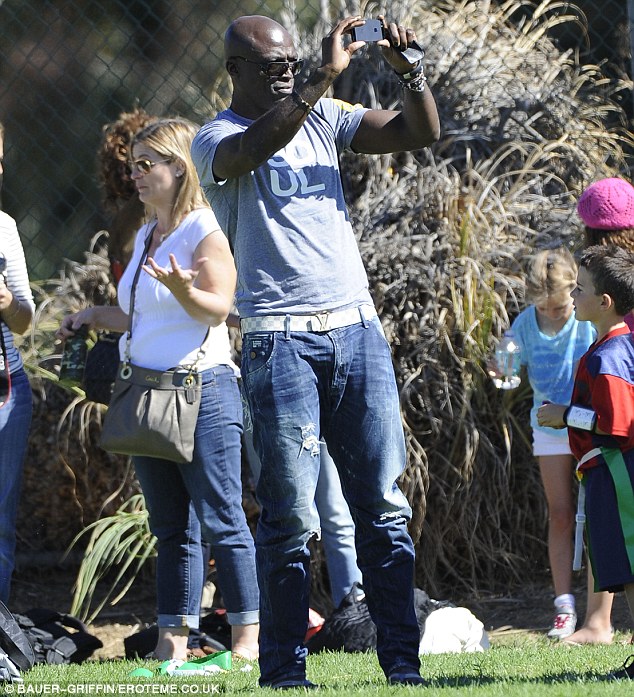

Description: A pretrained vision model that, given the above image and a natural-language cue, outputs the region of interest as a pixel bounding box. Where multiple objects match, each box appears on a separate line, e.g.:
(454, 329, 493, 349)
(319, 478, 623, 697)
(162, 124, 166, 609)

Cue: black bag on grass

(306, 583, 452, 654)
(0, 600, 35, 672)
(12, 608, 102, 664)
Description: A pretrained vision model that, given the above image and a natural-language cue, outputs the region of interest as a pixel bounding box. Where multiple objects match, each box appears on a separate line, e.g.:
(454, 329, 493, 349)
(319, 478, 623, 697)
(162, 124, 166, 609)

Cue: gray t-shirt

(192, 98, 374, 317)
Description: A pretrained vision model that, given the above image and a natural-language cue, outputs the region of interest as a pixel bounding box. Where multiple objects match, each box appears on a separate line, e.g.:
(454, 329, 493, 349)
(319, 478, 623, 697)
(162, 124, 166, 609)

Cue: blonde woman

(58, 118, 258, 661)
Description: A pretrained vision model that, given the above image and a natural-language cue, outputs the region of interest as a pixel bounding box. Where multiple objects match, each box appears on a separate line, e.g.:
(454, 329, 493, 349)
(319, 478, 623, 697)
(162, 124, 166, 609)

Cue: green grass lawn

(11, 632, 634, 695)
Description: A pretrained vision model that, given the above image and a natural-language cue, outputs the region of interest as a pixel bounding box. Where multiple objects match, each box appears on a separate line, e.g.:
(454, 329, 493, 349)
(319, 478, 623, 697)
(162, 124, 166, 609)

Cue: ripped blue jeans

(242, 316, 420, 686)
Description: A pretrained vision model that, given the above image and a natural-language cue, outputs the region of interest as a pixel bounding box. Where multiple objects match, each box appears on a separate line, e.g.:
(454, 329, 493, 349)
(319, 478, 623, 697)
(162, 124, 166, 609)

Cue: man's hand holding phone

(351, 18, 383, 43)
(350, 16, 424, 72)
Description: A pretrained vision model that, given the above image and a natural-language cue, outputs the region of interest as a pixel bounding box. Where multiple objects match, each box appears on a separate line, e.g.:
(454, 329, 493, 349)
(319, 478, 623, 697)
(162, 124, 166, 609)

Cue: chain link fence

(0, 0, 633, 279)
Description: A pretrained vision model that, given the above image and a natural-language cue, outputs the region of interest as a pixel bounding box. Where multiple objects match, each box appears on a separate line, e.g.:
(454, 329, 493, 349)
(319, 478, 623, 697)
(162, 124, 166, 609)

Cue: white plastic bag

(419, 607, 490, 654)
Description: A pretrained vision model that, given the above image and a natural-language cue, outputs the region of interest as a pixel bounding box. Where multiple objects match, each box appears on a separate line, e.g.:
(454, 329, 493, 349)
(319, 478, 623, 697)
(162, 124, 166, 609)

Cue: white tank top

(117, 208, 236, 372)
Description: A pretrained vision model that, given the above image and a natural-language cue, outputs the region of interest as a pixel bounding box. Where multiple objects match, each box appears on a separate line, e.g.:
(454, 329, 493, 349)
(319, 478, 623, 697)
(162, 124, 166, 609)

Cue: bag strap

(121, 224, 155, 370)
(0, 260, 12, 409)
(0, 600, 36, 671)
(120, 221, 209, 380)
(0, 323, 11, 409)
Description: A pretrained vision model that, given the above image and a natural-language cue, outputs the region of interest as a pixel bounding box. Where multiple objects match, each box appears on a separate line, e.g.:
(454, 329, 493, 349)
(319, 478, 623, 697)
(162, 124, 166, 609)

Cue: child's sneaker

(547, 607, 577, 640)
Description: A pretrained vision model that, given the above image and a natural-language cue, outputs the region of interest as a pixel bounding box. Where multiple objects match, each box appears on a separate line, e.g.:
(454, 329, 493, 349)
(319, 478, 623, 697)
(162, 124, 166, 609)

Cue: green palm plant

(67, 493, 156, 623)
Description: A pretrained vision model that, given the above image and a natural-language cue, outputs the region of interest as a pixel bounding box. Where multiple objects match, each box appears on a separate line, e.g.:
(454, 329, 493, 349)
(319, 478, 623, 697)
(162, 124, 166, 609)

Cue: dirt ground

(8, 561, 633, 661)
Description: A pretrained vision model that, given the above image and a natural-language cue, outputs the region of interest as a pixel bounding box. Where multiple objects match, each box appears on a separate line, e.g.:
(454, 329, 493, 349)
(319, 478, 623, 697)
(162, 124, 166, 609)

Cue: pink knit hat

(577, 177, 634, 230)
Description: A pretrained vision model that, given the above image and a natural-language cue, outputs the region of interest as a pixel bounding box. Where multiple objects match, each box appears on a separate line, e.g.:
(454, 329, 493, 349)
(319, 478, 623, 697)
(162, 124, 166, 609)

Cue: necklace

(154, 225, 170, 243)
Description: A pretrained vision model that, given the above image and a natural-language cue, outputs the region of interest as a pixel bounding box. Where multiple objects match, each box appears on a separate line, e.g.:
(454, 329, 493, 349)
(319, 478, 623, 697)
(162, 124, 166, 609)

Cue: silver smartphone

(351, 19, 383, 43)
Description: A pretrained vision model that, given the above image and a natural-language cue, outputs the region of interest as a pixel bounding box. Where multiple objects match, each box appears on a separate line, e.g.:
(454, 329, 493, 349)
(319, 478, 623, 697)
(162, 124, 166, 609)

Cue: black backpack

(307, 583, 452, 654)
(12, 608, 102, 665)
(0, 600, 35, 673)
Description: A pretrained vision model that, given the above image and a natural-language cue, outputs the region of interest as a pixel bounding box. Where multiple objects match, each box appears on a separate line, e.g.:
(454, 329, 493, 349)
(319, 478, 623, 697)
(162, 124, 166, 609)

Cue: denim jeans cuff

(226, 610, 259, 626)
(157, 614, 200, 629)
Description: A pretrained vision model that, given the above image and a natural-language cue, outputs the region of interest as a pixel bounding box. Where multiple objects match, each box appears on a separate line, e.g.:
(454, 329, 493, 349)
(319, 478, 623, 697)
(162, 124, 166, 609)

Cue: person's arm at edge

(0, 223, 34, 335)
(0, 292, 32, 335)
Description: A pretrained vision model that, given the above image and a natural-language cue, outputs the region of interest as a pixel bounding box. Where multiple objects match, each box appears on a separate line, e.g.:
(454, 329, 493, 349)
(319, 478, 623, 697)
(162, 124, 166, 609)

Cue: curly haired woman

(97, 106, 158, 273)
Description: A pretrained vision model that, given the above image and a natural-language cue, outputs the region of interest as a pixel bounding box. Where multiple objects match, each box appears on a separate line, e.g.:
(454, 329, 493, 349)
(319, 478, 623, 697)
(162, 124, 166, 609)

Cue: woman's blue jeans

(133, 365, 259, 628)
(315, 443, 363, 607)
(242, 316, 420, 686)
(0, 367, 32, 603)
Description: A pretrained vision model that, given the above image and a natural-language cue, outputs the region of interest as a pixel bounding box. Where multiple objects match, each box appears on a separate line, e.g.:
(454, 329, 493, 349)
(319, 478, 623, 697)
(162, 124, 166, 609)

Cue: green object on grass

(184, 651, 232, 670)
(128, 668, 154, 678)
(155, 652, 233, 676)
(157, 659, 180, 675)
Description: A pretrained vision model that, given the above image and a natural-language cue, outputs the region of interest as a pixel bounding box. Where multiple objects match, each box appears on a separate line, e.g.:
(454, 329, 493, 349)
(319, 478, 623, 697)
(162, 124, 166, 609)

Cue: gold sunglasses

(128, 158, 171, 175)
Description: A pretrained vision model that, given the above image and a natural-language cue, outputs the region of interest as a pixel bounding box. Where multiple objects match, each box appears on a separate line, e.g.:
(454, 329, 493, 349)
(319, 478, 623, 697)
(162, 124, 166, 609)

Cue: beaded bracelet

(400, 73, 427, 93)
(291, 91, 313, 114)
(395, 62, 427, 93)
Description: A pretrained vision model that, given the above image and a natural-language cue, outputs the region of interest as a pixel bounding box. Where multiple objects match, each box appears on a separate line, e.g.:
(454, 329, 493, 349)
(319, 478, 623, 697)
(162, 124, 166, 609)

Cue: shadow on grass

(429, 675, 496, 688)
(430, 669, 620, 687)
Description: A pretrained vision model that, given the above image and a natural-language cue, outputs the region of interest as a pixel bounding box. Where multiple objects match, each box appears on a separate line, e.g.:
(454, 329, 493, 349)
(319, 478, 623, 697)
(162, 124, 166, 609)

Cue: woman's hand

(56, 308, 96, 342)
(142, 253, 208, 295)
(0, 276, 14, 314)
(144, 231, 236, 326)
(56, 306, 128, 341)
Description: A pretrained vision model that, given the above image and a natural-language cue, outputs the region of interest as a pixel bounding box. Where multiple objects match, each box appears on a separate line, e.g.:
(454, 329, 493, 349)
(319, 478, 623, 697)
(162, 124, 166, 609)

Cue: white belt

(240, 304, 377, 334)
(573, 484, 586, 571)
(576, 447, 602, 471)
(572, 447, 602, 571)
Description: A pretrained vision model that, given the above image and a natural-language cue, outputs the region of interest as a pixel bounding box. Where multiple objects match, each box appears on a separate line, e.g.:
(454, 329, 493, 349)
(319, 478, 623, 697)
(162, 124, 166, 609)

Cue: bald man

(192, 14, 440, 689)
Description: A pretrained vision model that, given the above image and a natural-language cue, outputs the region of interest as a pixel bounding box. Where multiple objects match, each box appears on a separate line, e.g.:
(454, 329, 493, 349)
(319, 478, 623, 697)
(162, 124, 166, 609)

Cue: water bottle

(59, 324, 89, 387)
(493, 330, 521, 390)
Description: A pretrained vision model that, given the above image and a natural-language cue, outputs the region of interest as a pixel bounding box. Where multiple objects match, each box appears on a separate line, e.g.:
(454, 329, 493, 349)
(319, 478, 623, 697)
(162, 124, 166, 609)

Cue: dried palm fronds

(331, 0, 633, 595)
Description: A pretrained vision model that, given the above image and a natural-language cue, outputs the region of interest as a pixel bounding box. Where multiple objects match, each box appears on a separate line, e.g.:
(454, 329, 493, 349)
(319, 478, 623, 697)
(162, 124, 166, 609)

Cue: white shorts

(532, 428, 571, 457)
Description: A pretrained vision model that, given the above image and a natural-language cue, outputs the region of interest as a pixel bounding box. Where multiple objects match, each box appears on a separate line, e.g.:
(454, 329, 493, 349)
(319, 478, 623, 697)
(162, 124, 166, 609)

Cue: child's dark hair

(525, 246, 577, 304)
(583, 226, 634, 253)
(578, 245, 634, 317)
